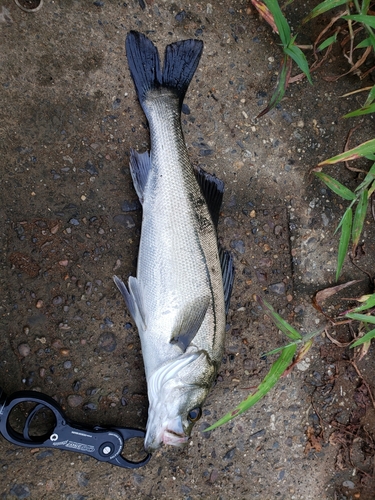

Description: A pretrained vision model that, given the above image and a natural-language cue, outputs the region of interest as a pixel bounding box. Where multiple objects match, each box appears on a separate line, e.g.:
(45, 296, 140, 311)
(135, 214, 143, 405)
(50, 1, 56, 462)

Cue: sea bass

(114, 31, 234, 452)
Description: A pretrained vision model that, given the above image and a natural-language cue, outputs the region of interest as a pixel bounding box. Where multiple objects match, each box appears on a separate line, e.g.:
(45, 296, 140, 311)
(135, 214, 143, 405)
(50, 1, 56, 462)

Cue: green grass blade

(284, 44, 313, 83)
(356, 37, 373, 48)
(352, 189, 368, 249)
(343, 14, 375, 29)
(205, 344, 297, 431)
(351, 293, 375, 312)
(303, 0, 348, 23)
(344, 102, 375, 118)
(315, 172, 356, 200)
(336, 207, 352, 281)
(318, 138, 375, 165)
(355, 163, 375, 192)
(263, 0, 291, 46)
(333, 206, 351, 235)
(346, 312, 375, 324)
(350, 328, 375, 347)
(318, 33, 338, 51)
(257, 55, 292, 118)
(364, 85, 375, 106)
(256, 296, 302, 340)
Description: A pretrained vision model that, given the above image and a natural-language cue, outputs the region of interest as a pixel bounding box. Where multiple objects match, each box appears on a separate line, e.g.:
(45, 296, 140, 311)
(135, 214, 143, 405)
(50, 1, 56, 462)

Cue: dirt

(1, 1, 375, 499)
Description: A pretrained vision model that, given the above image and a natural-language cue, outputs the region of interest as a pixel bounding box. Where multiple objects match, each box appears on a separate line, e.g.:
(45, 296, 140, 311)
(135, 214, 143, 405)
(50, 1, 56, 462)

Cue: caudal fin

(125, 31, 203, 113)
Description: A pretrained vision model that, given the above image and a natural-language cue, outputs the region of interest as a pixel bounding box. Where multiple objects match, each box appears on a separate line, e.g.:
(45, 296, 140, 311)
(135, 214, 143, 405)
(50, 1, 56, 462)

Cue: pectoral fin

(170, 297, 210, 352)
(113, 275, 146, 331)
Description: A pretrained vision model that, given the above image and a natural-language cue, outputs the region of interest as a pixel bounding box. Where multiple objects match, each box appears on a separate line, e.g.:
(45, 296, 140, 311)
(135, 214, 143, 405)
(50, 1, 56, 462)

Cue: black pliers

(0, 387, 151, 469)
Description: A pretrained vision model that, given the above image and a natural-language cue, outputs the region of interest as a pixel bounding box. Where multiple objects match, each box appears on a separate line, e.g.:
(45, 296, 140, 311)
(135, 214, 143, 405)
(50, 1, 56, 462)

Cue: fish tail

(125, 31, 203, 113)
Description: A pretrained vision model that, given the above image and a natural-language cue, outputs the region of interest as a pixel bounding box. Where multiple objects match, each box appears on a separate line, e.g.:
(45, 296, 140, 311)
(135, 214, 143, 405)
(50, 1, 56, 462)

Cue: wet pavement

(1, 1, 375, 499)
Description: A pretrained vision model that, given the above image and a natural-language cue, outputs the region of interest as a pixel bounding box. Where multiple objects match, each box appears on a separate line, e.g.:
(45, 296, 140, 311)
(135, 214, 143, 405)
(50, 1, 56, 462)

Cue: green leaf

(350, 328, 375, 347)
(346, 312, 375, 323)
(256, 296, 302, 340)
(344, 102, 375, 118)
(356, 37, 373, 48)
(315, 172, 356, 200)
(355, 163, 375, 192)
(318, 138, 375, 165)
(303, 0, 348, 23)
(318, 33, 338, 51)
(351, 293, 375, 313)
(258, 55, 292, 118)
(336, 207, 352, 281)
(205, 344, 297, 431)
(364, 85, 375, 107)
(343, 14, 375, 29)
(263, 0, 291, 46)
(284, 44, 312, 84)
(352, 189, 368, 249)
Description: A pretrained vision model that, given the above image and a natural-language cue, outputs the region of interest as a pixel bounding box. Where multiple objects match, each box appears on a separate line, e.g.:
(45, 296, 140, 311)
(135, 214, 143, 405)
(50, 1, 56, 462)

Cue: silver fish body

(114, 31, 233, 452)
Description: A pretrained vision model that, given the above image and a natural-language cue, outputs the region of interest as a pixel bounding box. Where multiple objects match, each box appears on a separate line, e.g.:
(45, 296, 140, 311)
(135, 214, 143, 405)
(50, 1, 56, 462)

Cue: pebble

(121, 199, 141, 212)
(69, 218, 80, 226)
(63, 360, 72, 369)
(84, 402, 97, 411)
(268, 282, 286, 295)
(223, 447, 236, 460)
(76, 471, 90, 487)
(85, 161, 98, 176)
(175, 10, 186, 21)
(98, 332, 117, 352)
(67, 395, 83, 408)
(35, 299, 44, 309)
(18, 343, 31, 357)
(113, 214, 136, 229)
(52, 296, 63, 306)
(230, 239, 245, 254)
(9, 484, 30, 499)
(342, 480, 355, 489)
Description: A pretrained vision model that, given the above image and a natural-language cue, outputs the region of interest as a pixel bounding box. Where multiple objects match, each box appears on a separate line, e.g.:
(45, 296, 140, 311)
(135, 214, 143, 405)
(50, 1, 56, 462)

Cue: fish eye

(187, 407, 202, 422)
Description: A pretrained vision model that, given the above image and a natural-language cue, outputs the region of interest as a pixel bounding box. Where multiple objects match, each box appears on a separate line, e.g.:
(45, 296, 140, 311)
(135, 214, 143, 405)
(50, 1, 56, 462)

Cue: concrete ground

(1, 1, 375, 499)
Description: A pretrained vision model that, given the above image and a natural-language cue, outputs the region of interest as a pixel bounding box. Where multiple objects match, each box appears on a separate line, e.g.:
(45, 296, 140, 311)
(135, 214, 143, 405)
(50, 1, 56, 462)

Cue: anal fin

(129, 149, 152, 203)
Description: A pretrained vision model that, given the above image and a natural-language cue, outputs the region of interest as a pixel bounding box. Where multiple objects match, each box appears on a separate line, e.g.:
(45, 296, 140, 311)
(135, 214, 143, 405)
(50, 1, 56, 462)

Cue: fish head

(144, 350, 216, 452)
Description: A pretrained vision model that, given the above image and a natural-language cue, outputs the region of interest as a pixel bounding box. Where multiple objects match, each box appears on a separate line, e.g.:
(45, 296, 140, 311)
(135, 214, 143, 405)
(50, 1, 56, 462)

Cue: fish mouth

(162, 429, 189, 446)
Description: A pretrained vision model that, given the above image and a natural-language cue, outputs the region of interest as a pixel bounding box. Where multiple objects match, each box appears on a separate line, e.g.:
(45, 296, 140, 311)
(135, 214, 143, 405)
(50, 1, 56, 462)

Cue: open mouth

(163, 429, 189, 446)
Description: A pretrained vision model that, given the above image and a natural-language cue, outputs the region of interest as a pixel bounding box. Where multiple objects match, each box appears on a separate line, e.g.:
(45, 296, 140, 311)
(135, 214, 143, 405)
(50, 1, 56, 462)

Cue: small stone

(121, 199, 141, 212)
(63, 360, 72, 369)
(76, 471, 90, 487)
(98, 332, 117, 352)
(18, 343, 31, 357)
(85, 161, 98, 176)
(113, 214, 135, 229)
(223, 447, 236, 460)
(60, 348, 70, 356)
(9, 484, 30, 499)
(67, 395, 83, 408)
(52, 296, 63, 306)
(83, 402, 97, 411)
(230, 239, 245, 254)
(36, 299, 44, 309)
(342, 480, 355, 489)
(268, 282, 286, 295)
(58, 260, 69, 266)
(69, 218, 79, 226)
(39, 367, 46, 378)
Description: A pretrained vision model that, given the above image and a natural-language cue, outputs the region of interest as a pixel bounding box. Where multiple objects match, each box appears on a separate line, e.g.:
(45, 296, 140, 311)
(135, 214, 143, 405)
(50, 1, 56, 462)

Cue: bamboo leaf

(344, 102, 375, 118)
(303, 0, 348, 23)
(284, 44, 313, 83)
(356, 37, 373, 49)
(352, 190, 368, 250)
(205, 344, 297, 430)
(318, 33, 338, 51)
(350, 328, 375, 347)
(336, 207, 352, 281)
(263, 0, 291, 46)
(334, 206, 352, 235)
(343, 14, 375, 29)
(318, 138, 375, 165)
(351, 293, 375, 312)
(315, 172, 356, 200)
(257, 56, 292, 118)
(355, 163, 375, 192)
(256, 296, 302, 340)
(346, 312, 375, 323)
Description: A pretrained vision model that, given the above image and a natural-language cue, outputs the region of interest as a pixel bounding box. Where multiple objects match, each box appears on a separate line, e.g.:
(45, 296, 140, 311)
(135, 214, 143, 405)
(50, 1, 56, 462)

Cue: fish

(114, 31, 234, 452)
